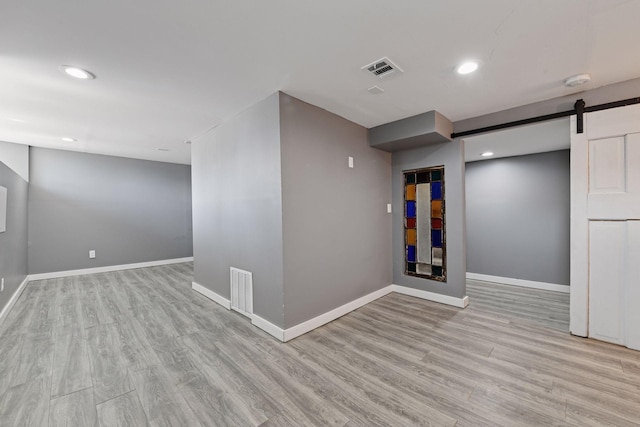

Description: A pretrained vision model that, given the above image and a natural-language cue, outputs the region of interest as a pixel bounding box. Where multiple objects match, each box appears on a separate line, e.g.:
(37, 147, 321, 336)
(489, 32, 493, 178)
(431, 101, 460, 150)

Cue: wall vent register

(404, 166, 446, 281)
(230, 267, 253, 318)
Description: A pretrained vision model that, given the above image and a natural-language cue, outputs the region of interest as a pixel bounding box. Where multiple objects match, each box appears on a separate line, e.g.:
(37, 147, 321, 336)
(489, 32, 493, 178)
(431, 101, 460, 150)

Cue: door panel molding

(572, 103, 640, 349)
(588, 221, 625, 345)
(570, 115, 589, 337)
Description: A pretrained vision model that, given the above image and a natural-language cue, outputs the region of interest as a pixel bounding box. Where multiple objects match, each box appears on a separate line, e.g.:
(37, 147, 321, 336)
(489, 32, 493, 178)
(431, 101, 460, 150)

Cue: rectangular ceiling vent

(362, 57, 403, 79)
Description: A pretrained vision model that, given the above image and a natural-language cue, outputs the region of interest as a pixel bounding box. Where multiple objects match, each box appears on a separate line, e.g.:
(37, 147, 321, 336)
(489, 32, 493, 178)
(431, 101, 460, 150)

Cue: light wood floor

(466, 279, 570, 332)
(0, 263, 639, 426)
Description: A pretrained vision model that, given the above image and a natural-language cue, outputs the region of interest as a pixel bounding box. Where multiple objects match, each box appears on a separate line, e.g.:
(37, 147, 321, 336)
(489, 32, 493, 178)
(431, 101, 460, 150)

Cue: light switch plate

(387, 203, 392, 213)
(348, 156, 354, 168)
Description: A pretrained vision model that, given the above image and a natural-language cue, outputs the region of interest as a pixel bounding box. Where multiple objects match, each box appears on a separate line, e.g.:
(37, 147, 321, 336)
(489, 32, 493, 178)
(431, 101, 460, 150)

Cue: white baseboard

(391, 284, 469, 308)
(191, 281, 470, 342)
(191, 280, 283, 339)
(28, 257, 194, 281)
(252, 314, 285, 341)
(466, 272, 570, 294)
(282, 285, 394, 342)
(191, 281, 231, 310)
(191, 282, 395, 342)
(260, 284, 467, 342)
(0, 276, 30, 326)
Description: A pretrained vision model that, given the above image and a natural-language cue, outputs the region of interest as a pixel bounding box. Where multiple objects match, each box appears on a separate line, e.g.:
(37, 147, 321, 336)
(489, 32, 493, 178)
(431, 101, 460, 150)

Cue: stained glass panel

(403, 166, 446, 281)
(431, 182, 442, 200)
(405, 184, 416, 201)
(406, 201, 416, 218)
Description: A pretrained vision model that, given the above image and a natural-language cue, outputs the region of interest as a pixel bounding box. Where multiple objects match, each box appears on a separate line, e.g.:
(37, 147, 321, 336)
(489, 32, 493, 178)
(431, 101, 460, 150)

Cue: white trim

(190, 281, 286, 340)
(251, 314, 285, 341)
(391, 284, 469, 308)
(282, 285, 394, 342)
(0, 276, 30, 326)
(570, 114, 589, 337)
(28, 257, 194, 281)
(467, 272, 570, 294)
(191, 281, 231, 310)
(191, 281, 470, 342)
(251, 284, 468, 342)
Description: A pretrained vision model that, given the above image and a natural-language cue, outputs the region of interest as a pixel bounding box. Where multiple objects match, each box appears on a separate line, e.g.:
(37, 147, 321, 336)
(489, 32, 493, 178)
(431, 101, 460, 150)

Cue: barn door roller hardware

(575, 99, 585, 134)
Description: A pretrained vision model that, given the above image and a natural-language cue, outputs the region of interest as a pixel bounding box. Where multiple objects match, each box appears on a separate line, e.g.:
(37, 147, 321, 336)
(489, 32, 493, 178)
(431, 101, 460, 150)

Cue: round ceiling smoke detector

(564, 73, 591, 87)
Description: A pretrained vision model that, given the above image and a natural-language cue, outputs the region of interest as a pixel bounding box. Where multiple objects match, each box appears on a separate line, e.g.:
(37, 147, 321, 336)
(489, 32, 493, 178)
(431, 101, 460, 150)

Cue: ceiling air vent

(362, 57, 403, 79)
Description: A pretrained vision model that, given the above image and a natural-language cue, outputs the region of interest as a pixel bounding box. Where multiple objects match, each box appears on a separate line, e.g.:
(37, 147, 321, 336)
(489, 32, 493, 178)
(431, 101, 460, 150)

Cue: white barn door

(571, 104, 640, 350)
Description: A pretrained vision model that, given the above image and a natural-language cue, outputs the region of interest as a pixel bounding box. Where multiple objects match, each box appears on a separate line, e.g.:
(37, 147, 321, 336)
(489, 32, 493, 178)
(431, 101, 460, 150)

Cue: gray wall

(280, 93, 392, 328)
(392, 140, 467, 299)
(0, 160, 29, 314)
(28, 148, 193, 274)
(191, 93, 285, 327)
(466, 150, 570, 285)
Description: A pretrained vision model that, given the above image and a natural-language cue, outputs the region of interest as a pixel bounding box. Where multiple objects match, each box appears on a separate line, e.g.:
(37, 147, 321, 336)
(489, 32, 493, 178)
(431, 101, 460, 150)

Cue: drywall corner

(191, 93, 285, 328)
(279, 92, 393, 328)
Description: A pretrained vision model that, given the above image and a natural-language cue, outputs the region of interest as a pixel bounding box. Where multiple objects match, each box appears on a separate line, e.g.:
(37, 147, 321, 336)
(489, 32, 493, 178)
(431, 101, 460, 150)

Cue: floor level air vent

(230, 267, 253, 318)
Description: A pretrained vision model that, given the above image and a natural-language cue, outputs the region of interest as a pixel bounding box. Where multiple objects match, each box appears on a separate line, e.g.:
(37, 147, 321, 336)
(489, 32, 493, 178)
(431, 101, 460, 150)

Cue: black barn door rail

(451, 96, 640, 139)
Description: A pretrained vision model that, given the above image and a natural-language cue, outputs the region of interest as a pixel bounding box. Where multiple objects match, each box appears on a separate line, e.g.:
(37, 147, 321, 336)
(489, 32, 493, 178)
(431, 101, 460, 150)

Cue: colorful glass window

(404, 166, 446, 281)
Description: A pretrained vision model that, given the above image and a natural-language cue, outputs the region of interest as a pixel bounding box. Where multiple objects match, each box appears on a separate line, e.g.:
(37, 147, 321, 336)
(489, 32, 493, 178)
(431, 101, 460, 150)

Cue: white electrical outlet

(348, 156, 354, 168)
(1, 278, 4, 292)
(89, 250, 96, 259)
(387, 203, 392, 213)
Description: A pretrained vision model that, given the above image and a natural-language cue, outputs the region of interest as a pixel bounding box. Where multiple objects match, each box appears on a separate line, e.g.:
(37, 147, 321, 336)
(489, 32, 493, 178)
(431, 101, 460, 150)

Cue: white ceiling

(1, 0, 639, 164)
(464, 118, 570, 162)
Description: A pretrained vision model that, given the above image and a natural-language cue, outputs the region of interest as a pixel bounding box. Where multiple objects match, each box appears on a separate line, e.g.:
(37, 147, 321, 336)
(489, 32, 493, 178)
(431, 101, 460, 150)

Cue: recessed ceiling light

(61, 137, 77, 142)
(457, 62, 478, 75)
(59, 65, 96, 80)
(564, 73, 591, 87)
(481, 151, 494, 157)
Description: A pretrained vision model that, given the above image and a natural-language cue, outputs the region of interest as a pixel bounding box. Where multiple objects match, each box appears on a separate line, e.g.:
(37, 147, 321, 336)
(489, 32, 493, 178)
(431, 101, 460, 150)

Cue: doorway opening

(463, 119, 570, 332)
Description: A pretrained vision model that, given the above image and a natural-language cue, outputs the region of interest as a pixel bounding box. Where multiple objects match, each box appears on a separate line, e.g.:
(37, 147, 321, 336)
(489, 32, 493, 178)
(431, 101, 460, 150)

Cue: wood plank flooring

(0, 263, 638, 426)
(466, 279, 570, 332)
